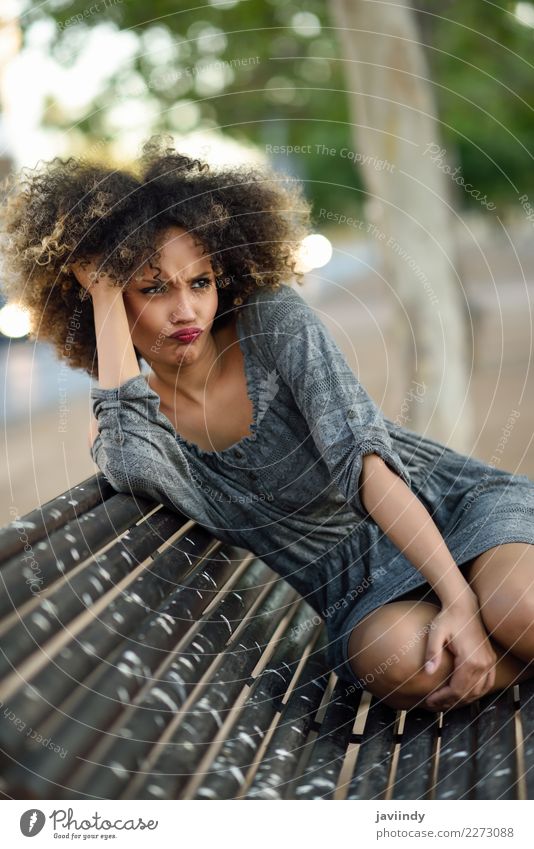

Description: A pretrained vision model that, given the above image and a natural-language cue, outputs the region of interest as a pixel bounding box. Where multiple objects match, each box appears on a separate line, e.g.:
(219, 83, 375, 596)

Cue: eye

(140, 281, 169, 295)
(140, 277, 212, 295)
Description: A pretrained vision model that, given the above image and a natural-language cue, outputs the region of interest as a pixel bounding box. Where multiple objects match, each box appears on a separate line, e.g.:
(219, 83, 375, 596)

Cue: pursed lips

(168, 328, 203, 340)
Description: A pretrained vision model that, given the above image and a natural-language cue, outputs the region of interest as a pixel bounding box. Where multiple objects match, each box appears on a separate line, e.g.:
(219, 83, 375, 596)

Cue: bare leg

(347, 598, 534, 712)
(464, 543, 534, 664)
(382, 630, 534, 711)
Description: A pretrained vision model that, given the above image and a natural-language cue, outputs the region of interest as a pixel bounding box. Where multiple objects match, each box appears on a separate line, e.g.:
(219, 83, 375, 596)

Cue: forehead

(153, 227, 211, 275)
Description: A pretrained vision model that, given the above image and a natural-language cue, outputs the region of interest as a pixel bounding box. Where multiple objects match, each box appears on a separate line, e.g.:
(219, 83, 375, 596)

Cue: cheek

(124, 299, 158, 331)
(206, 288, 219, 314)
(123, 311, 156, 349)
(127, 304, 178, 355)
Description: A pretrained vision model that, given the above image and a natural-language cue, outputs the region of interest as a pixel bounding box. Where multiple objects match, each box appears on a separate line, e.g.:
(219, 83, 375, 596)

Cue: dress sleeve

(261, 285, 412, 522)
(89, 373, 211, 521)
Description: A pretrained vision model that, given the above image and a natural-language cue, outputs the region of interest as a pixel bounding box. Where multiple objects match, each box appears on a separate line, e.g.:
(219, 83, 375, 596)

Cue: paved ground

(2, 217, 533, 524)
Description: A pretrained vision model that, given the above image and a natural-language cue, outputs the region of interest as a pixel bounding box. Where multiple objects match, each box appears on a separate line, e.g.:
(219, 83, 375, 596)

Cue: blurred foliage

(417, 0, 534, 209)
(20, 0, 534, 218)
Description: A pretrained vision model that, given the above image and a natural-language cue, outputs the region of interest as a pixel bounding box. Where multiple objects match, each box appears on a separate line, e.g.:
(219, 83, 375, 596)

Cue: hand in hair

(69, 257, 119, 300)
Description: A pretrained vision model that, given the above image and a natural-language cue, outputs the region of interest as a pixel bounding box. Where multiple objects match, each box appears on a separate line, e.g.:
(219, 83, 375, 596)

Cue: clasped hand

(423, 600, 497, 712)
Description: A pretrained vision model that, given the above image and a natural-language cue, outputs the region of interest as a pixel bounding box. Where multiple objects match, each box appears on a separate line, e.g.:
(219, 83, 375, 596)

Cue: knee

(381, 644, 455, 711)
(347, 602, 454, 710)
(478, 585, 534, 659)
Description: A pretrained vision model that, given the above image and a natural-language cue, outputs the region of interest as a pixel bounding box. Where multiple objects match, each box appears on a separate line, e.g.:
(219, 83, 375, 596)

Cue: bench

(1, 474, 533, 800)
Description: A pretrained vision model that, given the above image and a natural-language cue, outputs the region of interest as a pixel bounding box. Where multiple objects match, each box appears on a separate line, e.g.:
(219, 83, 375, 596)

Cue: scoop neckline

(155, 307, 260, 459)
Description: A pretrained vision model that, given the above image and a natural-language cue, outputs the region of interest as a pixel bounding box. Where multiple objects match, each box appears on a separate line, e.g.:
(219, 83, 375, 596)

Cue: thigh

(464, 542, 534, 591)
(463, 542, 534, 656)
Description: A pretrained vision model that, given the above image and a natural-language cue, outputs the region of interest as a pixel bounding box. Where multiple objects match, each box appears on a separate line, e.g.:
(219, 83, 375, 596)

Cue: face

(123, 226, 220, 370)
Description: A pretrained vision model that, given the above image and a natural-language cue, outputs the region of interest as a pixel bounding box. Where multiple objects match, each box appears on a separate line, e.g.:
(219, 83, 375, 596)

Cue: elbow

(100, 463, 133, 496)
(94, 449, 141, 497)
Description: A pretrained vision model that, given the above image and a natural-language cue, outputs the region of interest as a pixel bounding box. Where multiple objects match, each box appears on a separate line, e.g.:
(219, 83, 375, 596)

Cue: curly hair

(0, 135, 313, 378)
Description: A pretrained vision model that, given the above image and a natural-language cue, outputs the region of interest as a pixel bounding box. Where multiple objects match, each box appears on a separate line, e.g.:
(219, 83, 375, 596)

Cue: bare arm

(91, 289, 140, 388)
(70, 259, 140, 389)
(359, 452, 497, 709)
(71, 261, 139, 451)
(359, 452, 476, 609)
(73, 262, 140, 453)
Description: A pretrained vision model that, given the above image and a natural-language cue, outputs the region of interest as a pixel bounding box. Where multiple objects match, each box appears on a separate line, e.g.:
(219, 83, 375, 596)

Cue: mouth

(168, 328, 203, 344)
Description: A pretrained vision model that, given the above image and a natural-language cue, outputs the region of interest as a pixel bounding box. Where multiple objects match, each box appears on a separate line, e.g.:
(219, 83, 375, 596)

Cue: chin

(170, 342, 202, 362)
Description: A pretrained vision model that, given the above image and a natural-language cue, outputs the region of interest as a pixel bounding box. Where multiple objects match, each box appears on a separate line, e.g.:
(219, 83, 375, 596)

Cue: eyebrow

(138, 270, 213, 284)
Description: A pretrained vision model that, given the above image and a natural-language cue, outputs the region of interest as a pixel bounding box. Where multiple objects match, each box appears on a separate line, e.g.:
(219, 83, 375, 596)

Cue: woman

(2, 135, 534, 715)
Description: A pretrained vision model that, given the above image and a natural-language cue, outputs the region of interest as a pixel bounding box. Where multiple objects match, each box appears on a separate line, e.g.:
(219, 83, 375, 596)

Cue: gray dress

(90, 283, 534, 688)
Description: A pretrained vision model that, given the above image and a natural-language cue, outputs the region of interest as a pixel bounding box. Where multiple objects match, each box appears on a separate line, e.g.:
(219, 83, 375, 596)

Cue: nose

(169, 289, 197, 324)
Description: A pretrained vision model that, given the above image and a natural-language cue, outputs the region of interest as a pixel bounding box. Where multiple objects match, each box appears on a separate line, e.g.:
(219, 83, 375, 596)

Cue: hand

(423, 600, 497, 712)
(68, 258, 119, 301)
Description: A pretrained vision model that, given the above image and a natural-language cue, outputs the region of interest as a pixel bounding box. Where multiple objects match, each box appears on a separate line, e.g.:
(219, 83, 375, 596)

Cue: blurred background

(1, 0, 534, 523)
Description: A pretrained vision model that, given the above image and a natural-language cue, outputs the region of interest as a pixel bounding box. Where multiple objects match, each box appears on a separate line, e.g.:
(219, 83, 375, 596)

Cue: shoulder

(239, 283, 309, 332)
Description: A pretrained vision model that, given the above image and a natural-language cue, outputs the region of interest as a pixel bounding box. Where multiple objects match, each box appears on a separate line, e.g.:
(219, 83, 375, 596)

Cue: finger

(467, 662, 496, 700)
(425, 674, 478, 710)
(425, 688, 475, 712)
(425, 651, 490, 709)
(425, 696, 459, 713)
(425, 683, 456, 709)
(424, 627, 445, 674)
(449, 663, 485, 700)
(461, 673, 492, 705)
(454, 664, 486, 697)
(473, 669, 494, 700)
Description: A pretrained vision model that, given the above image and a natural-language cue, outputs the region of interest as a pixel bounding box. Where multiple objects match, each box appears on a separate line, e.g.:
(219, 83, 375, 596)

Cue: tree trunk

(329, 0, 472, 449)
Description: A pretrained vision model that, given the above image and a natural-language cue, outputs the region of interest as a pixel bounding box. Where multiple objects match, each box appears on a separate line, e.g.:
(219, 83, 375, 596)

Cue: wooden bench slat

(2, 543, 255, 798)
(392, 708, 438, 799)
(293, 677, 363, 799)
(0, 530, 233, 761)
(46, 557, 273, 799)
(244, 629, 330, 800)
(474, 688, 518, 799)
(434, 703, 477, 799)
(0, 475, 115, 564)
(519, 678, 534, 798)
(346, 696, 398, 800)
(124, 578, 299, 800)
(192, 604, 326, 800)
(0, 508, 187, 676)
(0, 493, 156, 616)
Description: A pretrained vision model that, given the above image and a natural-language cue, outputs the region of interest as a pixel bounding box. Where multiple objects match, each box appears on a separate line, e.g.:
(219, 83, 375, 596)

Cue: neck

(148, 318, 234, 404)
